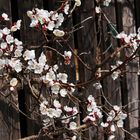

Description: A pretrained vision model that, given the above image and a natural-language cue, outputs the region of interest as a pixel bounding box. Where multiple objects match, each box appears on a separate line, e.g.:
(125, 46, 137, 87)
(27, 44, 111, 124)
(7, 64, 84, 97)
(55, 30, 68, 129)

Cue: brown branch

(74, 45, 140, 87)
(18, 122, 97, 140)
(58, 39, 93, 71)
(18, 135, 39, 140)
(121, 128, 140, 140)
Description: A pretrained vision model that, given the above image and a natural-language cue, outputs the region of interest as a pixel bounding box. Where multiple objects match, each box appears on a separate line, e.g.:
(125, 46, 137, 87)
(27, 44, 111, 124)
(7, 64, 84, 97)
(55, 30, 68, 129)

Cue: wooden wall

(0, 0, 140, 139)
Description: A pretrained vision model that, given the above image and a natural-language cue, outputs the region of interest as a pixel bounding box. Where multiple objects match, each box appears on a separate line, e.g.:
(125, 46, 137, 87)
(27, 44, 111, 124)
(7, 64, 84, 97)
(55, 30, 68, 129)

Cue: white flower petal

(69, 121, 77, 130)
(10, 78, 18, 87)
(53, 99, 61, 108)
(110, 124, 116, 132)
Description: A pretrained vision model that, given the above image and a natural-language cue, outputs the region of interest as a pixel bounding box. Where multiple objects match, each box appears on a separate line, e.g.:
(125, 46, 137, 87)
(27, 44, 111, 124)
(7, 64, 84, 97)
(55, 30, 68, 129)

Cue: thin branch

(121, 128, 140, 140)
(60, 39, 93, 71)
(18, 135, 39, 140)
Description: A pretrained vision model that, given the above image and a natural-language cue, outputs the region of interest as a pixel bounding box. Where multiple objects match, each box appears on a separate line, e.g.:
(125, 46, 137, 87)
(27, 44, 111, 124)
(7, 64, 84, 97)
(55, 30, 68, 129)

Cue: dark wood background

(0, 0, 140, 139)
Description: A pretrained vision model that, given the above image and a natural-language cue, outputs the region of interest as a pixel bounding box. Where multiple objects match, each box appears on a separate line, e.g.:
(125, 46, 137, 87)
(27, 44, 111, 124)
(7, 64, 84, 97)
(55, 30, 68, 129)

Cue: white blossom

(107, 116, 113, 122)
(113, 105, 120, 112)
(101, 122, 109, 127)
(109, 110, 116, 118)
(64, 106, 73, 112)
(116, 60, 123, 66)
(52, 64, 58, 71)
(118, 112, 127, 120)
(48, 21, 55, 31)
(89, 108, 103, 118)
(44, 70, 56, 82)
(108, 135, 115, 140)
(72, 136, 77, 140)
(64, 51, 72, 59)
(93, 82, 102, 89)
(53, 99, 61, 108)
(83, 115, 96, 122)
(103, 0, 112, 6)
(111, 71, 120, 80)
(72, 107, 78, 115)
(2, 13, 9, 21)
(14, 38, 23, 46)
(51, 83, 60, 94)
(46, 108, 62, 118)
(0, 31, 3, 39)
(10, 86, 15, 91)
(1, 42, 7, 49)
(40, 100, 48, 115)
(110, 124, 116, 132)
(46, 108, 55, 118)
(10, 78, 18, 87)
(9, 59, 22, 72)
(116, 32, 130, 44)
(69, 121, 77, 130)
(39, 52, 47, 66)
(88, 95, 95, 103)
(64, 4, 69, 15)
(27, 10, 33, 18)
(57, 73, 68, 83)
(51, 12, 58, 21)
(87, 101, 97, 112)
(54, 108, 62, 118)
(95, 6, 101, 13)
(11, 20, 22, 32)
(87, 95, 97, 112)
(60, 88, 67, 97)
(14, 46, 23, 57)
(111, 65, 121, 80)
(23, 50, 35, 60)
(36, 9, 50, 21)
(55, 13, 64, 28)
(61, 115, 70, 124)
(68, 83, 75, 93)
(116, 32, 127, 39)
(6, 35, 14, 44)
(53, 29, 65, 37)
(30, 19, 39, 27)
(2, 27, 10, 35)
(74, 0, 81, 6)
(42, 118, 51, 126)
(117, 120, 124, 127)
(34, 63, 44, 74)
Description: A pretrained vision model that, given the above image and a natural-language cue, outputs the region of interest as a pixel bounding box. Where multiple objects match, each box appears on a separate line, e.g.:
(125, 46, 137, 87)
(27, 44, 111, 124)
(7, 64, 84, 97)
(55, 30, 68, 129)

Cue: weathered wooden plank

(122, 1, 139, 139)
(134, 0, 140, 138)
(74, 0, 104, 139)
(102, 1, 125, 139)
(17, 0, 44, 46)
(17, 0, 44, 138)
(0, 0, 21, 140)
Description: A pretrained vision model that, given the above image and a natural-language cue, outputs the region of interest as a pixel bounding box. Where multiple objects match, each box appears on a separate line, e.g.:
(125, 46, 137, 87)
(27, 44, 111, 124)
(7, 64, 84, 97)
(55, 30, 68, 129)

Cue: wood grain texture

(0, 0, 139, 139)
(0, 0, 21, 140)
(17, 0, 44, 138)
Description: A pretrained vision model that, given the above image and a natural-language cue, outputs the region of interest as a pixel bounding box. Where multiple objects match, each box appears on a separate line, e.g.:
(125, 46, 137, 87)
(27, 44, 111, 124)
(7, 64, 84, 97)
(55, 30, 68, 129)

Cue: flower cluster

(95, 0, 112, 13)
(101, 105, 127, 139)
(116, 29, 140, 52)
(40, 100, 62, 118)
(111, 61, 123, 80)
(27, 5, 68, 33)
(103, 0, 112, 6)
(82, 95, 127, 139)
(0, 15, 23, 74)
(0, 0, 131, 139)
(40, 100, 79, 130)
(83, 95, 102, 123)
(64, 51, 72, 65)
